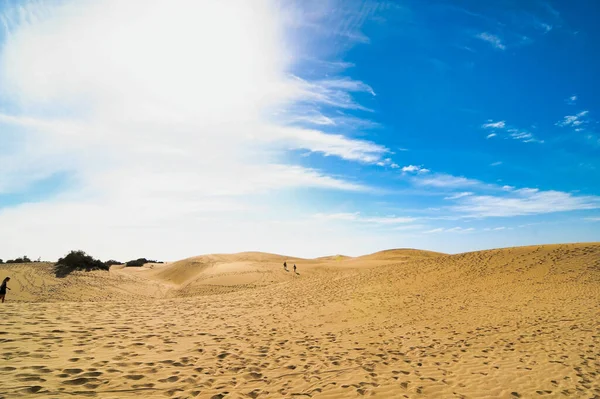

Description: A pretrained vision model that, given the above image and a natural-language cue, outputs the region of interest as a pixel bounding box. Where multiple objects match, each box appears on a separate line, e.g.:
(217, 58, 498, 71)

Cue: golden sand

(0, 243, 599, 398)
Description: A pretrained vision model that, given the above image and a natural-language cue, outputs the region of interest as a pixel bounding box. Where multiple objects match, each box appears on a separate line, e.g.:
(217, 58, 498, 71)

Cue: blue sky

(0, 0, 598, 261)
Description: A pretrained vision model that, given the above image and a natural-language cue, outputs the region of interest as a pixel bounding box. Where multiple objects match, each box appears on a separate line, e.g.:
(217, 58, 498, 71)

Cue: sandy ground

(0, 243, 599, 398)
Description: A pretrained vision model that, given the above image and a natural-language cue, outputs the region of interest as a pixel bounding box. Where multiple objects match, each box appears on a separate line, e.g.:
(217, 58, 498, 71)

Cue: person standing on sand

(283, 261, 287, 271)
(293, 264, 297, 273)
(0, 277, 11, 303)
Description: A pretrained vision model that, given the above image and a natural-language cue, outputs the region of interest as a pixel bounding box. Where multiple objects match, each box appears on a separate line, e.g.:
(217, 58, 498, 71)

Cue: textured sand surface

(0, 243, 599, 398)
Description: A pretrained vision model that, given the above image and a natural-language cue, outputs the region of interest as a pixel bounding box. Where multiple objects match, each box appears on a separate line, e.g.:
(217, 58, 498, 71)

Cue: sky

(0, 0, 599, 261)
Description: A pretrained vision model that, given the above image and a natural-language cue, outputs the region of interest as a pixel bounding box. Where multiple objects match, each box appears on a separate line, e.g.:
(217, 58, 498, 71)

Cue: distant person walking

(293, 264, 297, 273)
(283, 261, 287, 271)
(0, 277, 10, 303)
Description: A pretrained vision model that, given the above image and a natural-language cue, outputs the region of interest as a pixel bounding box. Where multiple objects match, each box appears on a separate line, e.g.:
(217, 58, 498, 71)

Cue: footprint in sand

(62, 377, 93, 385)
(124, 374, 145, 380)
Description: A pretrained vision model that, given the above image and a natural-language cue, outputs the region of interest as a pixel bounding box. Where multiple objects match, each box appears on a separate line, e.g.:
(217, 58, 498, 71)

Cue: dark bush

(104, 259, 124, 267)
(0, 259, 3, 264)
(125, 258, 149, 267)
(54, 250, 108, 278)
(125, 258, 163, 267)
(6, 256, 32, 264)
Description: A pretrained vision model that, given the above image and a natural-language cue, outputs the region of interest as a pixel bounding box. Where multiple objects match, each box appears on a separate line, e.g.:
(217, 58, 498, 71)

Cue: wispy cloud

(401, 165, 430, 174)
(424, 226, 475, 234)
(450, 188, 600, 217)
(507, 129, 544, 143)
(481, 119, 543, 143)
(476, 32, 506, 50)
(482, 120, 505, 129)
(273, 127, 389, 164)
(490, 161, 502, 166)
(404, 165, 600, 219)
(566, 95, 577, 105)
(413, 173, 482, 188)
(313, 59, 356, 70)
(287, 0, 391, 46)
(482, 120, 504, 140)
(556, 110, 589, 131)
(444, 192, 473, 200)
(538, 22, 552, 33)
(312, 212, 416, 225)
(292, 76, 376, 111)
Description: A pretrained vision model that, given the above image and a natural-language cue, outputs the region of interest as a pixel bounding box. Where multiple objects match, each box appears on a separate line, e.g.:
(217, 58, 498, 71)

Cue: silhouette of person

(293, 264, 297, 273)
(283, 261, 287, 270)
(0, 277, 11, 303)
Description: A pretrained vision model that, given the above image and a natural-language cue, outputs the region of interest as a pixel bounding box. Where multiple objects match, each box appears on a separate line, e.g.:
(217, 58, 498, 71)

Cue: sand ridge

(0, 243, 599, 398)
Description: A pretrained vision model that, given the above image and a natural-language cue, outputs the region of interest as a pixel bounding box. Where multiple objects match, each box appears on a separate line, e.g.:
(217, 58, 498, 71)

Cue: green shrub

(125, 258, 150, 267)
(54, 250, 108, 277)
(104, 259, 124, 266)
(125, 258, 163, 267)
(6, 256, 31, 264)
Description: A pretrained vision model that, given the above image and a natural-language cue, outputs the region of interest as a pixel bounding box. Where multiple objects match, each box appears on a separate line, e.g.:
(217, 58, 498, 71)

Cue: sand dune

(354, 248, 445, 261)
(1, 243, 599, 398)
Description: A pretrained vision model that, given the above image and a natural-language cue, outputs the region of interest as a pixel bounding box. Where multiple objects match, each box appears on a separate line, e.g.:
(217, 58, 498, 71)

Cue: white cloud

(375, 158, 398, 168)
(288, 113, 336, 126)
(566, 95, 577, 105)
(291, 76, 376, 111)
(556, 110, 589, 129)
(285, 0, 387, 45)
(281, 107, 381, 131)
(585, 217, 600, 221)
(490, 161, 502, 166)
(0, 0, 394, 259)
(401, 165, 430, 174)
(404, 166, 600, 219)
(0, 0, 388, 193)
(476, 32, 506, 50)
(444, 192, 473, 200)
(318, 77, 376, 97)
(482, 120, 505, 129)
(270, 126, 389, 164)
(451, 189, 600, 217)
(539, 23, 553, 33)
(312, 212, 416, 225)
(413, 173, 481, 188)
(509, 131, 532, 140)
(391, 224, 427, 231)
(508, 129, 544, 143)
(447, 227, 475, 232)
(482, 120, 542, 143)
(425, 227, 475, 234)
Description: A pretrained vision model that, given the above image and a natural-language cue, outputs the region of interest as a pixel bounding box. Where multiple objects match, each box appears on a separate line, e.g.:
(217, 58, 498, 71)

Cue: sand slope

(0, 243, 599, 398)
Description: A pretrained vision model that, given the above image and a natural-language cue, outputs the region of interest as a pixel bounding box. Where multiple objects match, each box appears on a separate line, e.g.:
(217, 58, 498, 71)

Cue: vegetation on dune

(125, 258, 163, 267)
(54, 250, 109, 278)
(4, 256, 32, 264)
(1, 251, 163, 275)
(104, 259, 124, 266)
